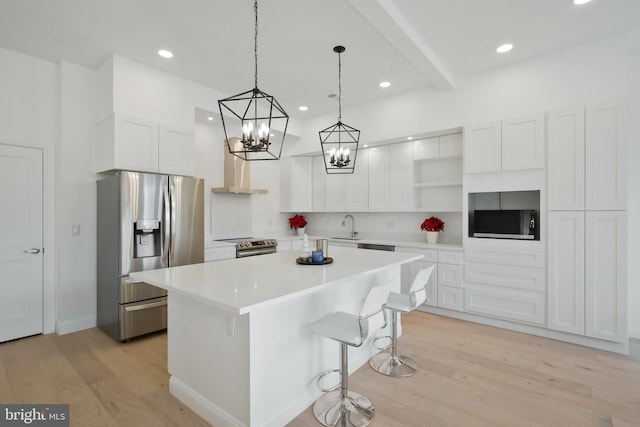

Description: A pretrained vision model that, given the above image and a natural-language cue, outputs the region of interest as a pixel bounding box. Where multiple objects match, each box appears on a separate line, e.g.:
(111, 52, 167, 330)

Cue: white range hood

(212, 137, 268, 195)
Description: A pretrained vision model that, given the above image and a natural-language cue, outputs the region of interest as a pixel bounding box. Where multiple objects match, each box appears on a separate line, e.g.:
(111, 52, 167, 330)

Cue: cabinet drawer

(464, 285, 545, 325)
(438, 286, 463, 311)
(437, 250, 463, 265)
(396, 247, 438, 262)
(465, 241, 544, 268)
(438, 263, 463, 288)
(465, 262, 545, 292)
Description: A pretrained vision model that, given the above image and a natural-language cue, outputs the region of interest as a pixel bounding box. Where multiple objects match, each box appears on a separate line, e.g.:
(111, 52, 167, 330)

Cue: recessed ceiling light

(407, 136, 413, 140)
(363, 144, 369, 147)
(298, 106, 308, 111)
(573, 0, 592, 5)
(379, 81, 391, 88)
(207, 116, 214, 121)
(158, 49, 174, 59)
(496, 44, 513, 53)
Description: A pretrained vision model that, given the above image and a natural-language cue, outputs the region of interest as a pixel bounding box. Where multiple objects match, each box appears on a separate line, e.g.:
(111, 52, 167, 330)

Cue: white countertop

(131, 246, 422, 315)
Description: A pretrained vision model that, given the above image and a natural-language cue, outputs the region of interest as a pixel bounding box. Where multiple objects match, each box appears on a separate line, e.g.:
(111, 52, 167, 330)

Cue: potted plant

(288, 214, 308, 235)
(420, 216, 444, 244)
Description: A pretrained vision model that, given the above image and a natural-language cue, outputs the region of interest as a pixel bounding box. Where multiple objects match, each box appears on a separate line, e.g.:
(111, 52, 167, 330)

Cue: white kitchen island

(131, 246, 422, 427)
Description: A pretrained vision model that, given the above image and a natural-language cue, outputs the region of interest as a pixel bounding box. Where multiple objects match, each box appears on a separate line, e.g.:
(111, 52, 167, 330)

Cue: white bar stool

(369, 265, 434, 378)
(307, 285, 389, 427)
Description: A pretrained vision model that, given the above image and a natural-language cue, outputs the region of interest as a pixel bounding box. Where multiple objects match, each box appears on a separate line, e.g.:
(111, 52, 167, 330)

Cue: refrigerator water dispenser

(134, 219, 161, 258)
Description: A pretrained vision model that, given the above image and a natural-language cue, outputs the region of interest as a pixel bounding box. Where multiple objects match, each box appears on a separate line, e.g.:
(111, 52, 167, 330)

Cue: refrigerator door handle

(162, 180, 171, 267)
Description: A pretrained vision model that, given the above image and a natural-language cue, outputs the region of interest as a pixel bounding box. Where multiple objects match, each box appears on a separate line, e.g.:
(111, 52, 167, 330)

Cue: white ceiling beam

(348, 0, 456, 90)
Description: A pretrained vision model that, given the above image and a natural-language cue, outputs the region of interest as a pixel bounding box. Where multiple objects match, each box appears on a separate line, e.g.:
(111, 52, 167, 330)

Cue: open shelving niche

(412, 132, 463, 212)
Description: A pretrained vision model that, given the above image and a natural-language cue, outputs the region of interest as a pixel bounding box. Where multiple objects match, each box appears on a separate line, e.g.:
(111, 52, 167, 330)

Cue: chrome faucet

(341, 214, 357, 238)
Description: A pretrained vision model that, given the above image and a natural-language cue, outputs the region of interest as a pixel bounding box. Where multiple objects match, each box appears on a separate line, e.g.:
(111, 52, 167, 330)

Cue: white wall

(0, 47, 58, 334)
(293, 34, 631, 153)
(56, 61, 98, 334)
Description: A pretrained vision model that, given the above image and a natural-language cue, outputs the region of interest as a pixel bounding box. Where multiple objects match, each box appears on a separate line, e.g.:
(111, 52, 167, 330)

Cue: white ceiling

(1, 0, 639, 119)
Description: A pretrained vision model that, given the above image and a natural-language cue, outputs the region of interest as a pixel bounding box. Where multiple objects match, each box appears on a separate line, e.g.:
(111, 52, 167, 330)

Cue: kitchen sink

(329, 236, 361, 241)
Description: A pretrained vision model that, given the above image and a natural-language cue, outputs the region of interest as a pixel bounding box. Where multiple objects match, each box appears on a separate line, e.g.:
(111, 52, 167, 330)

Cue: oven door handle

(237, 248, 277, 257)
(124, 300, 168, 312)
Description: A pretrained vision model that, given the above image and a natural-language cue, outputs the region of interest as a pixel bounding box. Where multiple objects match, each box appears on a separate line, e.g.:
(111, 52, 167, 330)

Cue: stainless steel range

(218, 237, 278, 258)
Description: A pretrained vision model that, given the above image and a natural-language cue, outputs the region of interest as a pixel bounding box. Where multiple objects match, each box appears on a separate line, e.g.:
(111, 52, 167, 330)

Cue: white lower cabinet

(547, 211, 585, 334)
(408, 260, 438, 307)
(437, 250, 464, 311)
(548, 211, 627, 342)
(400, 247, 464, 311)
(204, 246, 236, 262)
(464, 240, 545, 325)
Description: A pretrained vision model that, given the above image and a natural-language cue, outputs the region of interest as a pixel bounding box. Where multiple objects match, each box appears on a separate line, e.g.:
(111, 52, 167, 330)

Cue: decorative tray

(296, 257, 334, 265)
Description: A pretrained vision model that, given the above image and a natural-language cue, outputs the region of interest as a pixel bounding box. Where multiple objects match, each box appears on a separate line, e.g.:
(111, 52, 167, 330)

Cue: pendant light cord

(254, 0, 259, 89)
(338, 50, 342, 123)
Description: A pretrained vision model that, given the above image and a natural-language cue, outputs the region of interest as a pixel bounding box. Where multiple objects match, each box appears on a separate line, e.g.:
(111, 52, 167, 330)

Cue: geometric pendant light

(218, 0, 289, 161)
(319, 45, 360, 174)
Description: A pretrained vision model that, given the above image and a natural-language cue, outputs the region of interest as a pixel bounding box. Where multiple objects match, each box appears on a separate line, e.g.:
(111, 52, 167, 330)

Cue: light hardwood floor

(1, 312, 639, 426)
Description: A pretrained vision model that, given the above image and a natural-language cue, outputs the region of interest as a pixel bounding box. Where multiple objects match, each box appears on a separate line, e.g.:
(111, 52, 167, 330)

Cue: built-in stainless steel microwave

(472, 210, 537, 240)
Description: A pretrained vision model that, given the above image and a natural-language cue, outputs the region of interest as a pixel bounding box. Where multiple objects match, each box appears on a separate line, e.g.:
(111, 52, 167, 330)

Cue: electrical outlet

(72, 224, 81, 236)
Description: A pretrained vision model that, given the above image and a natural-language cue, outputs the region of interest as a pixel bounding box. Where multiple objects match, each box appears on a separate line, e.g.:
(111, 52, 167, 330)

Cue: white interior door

(0, 144, 43, 342)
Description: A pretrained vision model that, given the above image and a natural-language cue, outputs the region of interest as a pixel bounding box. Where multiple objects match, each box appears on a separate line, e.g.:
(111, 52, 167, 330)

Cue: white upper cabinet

(464, 114, 545, 174)
(367, 145, 389, 211)
(547, 107, 586, 210)
(158, 124, 195, 176)
(547, 101, 626, 211)
(502, 114, 545, 171)
(324, 148, 369, 212)
(97, 114, 159, 173)
(388, 142, 414, 210)
(280, 157, 312, 212)
(97, 113, 195, 176)
(585, 101, 627, 210)
(312, 156, 326, 212)
(463, 121, 501, 173)
(368, 142, 413, 211)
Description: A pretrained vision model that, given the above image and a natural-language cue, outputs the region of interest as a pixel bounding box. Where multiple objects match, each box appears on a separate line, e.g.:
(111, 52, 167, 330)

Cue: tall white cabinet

(547, 101, 627, 343)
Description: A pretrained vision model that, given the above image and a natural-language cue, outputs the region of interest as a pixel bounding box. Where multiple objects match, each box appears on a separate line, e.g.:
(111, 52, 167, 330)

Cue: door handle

(24, 248, 41, 254)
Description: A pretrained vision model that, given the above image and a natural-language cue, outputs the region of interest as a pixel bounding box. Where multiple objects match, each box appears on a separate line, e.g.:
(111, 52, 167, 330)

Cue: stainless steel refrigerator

(97, 171, 204, 341)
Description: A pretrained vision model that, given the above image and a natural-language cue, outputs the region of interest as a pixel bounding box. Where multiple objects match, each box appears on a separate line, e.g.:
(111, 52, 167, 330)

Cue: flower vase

(425, 231, 439, 244)
(297, 227, 306, 236)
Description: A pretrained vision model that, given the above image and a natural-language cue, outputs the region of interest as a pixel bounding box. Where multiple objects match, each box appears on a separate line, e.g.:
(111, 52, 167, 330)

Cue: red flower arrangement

(420, 216, 445, 232)
(288, 214, 308, 230)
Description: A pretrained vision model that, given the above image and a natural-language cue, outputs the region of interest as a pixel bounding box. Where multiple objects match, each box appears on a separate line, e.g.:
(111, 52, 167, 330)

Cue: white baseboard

(169, 377, 245, 427)
(55, 316, 96, 335)
(628, 328, 640, 340)
(417, 306, 631, 355)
